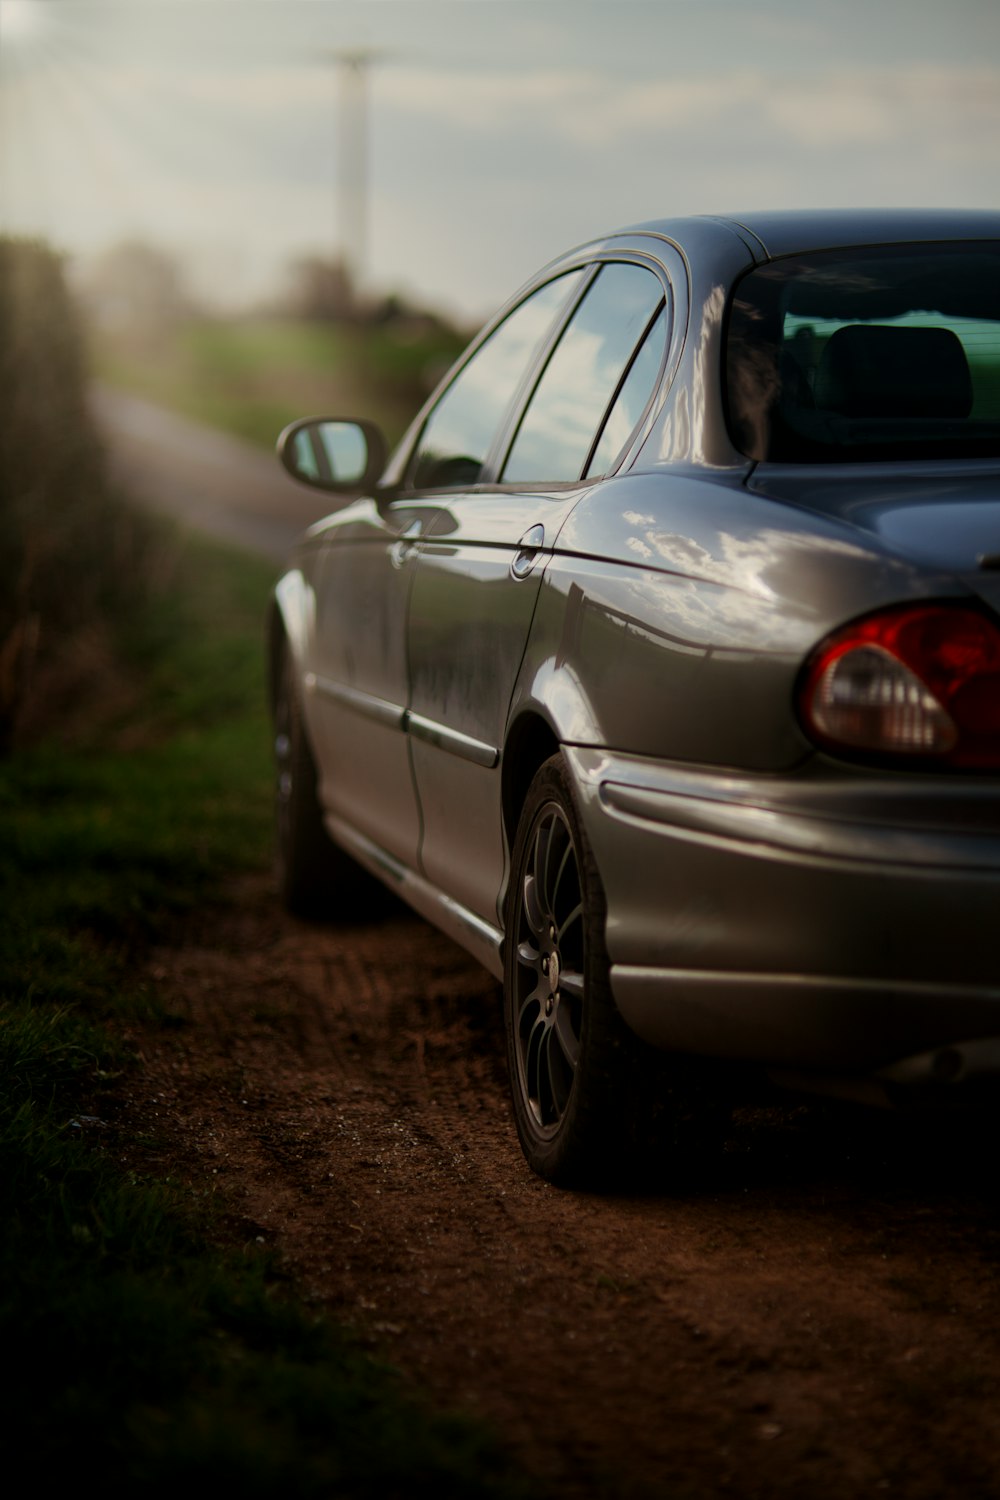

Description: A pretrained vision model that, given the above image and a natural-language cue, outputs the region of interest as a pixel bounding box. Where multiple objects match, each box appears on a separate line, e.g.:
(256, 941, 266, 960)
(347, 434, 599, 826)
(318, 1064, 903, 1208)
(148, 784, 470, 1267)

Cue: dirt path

(112, 871, 1000, 1499)
(89, 385, 335, 560)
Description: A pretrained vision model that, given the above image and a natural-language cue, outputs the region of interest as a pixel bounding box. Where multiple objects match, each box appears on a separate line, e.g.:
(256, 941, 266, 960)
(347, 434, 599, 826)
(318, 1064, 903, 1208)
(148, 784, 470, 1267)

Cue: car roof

(626, 208, 1000, 261)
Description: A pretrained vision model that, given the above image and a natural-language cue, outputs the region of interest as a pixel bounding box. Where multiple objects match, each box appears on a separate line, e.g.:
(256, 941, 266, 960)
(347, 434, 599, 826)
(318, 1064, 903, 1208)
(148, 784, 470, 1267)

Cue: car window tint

(726, 242, 1000, 462)
(585, 304, 667, 478)
(409, 271, 584, 489)
(501, 263, 665, 484)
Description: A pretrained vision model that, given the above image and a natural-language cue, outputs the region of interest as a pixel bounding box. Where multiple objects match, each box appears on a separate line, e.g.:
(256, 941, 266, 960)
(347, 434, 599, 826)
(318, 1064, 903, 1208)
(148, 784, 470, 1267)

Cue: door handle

(510, 523, 545, 580)
(390, 519, 423, 569)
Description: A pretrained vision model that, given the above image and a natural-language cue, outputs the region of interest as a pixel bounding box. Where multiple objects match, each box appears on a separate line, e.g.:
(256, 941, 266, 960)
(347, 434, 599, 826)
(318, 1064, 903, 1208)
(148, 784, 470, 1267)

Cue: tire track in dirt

(121, 873, 1000, 1499)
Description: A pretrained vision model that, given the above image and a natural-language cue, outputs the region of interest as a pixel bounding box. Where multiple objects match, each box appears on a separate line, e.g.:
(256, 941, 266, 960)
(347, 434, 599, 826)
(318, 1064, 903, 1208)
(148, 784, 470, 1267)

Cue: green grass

(0, 527, 530, 1498)
(90, 315, 468, 452)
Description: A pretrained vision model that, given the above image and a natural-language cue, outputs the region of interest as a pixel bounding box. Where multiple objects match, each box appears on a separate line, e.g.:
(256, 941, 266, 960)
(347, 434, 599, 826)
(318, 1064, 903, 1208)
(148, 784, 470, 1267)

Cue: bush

(0, 237, 152, 750)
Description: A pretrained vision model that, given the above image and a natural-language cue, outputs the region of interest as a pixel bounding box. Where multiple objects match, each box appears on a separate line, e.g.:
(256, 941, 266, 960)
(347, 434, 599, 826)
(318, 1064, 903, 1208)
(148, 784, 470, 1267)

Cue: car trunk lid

(747, 462, 1000, 607)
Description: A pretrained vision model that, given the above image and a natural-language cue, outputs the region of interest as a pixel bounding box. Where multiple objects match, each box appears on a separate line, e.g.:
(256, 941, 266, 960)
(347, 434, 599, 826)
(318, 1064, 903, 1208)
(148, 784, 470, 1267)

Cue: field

(89, 313, 469, 453)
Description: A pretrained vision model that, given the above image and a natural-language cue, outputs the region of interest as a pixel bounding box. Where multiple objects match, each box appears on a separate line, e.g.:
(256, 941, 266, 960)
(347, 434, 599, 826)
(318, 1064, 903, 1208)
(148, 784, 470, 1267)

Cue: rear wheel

(504, 755, 678, 1186)
(273, 648, 353, 917)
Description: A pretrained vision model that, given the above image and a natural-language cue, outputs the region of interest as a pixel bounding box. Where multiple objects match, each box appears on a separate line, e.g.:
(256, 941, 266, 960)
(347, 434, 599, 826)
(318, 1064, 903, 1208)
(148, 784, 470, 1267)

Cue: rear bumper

(564, 747, 1000, 1079)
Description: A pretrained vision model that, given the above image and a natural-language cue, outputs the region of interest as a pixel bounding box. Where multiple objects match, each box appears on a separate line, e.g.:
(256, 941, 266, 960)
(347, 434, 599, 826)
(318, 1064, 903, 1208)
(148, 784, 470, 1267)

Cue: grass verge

(0, 526, 529, 1498)
(89, 315, 468, 451)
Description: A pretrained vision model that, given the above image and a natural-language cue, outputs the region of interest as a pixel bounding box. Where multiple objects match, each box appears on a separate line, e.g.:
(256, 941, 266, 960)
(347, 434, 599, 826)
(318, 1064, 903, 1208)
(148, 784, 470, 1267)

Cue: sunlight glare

(1, 1, 46, 45)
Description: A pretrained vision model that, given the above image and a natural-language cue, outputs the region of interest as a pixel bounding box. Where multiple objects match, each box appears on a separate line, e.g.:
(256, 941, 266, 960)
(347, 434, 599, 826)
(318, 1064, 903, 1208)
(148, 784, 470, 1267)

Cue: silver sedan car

(270, 209, 1000, 1183)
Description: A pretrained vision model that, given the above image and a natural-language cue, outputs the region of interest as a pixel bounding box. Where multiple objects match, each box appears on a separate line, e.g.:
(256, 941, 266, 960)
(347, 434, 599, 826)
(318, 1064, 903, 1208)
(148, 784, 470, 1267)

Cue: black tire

(504, 754, 716, 1187)
(503, 756, 639, 1184)
(273, 648, 353, 917)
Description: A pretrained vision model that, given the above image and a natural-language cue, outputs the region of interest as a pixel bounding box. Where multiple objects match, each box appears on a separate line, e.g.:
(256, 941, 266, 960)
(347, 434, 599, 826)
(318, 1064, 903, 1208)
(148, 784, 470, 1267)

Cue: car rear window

(725, 242, 1000, 462)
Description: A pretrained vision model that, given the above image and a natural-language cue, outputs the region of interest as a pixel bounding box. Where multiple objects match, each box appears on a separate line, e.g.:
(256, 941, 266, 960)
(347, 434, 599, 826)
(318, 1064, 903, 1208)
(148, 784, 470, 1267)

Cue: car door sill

(323, 811, 504, 980)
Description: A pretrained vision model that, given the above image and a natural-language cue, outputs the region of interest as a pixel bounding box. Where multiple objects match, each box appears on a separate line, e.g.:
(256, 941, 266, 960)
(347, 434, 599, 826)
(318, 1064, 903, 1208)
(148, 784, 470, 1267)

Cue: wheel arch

(268, 568, 314, 718)
(501, 710, 561, 852)
(266, 599, 286, 718)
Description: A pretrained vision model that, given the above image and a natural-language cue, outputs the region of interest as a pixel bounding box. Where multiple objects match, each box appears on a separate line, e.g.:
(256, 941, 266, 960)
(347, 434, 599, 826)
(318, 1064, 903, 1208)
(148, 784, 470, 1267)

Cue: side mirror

(277, 417, 388, 494)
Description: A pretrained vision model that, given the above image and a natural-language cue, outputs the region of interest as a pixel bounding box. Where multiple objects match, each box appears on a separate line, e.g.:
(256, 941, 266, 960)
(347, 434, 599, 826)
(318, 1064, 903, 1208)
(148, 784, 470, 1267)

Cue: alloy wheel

(511, 800, 586, 1135)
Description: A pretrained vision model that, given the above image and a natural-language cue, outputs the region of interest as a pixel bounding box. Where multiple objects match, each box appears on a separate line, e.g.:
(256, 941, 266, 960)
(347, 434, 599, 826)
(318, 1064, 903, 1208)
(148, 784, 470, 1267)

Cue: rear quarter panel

(511, 469, 968, 770)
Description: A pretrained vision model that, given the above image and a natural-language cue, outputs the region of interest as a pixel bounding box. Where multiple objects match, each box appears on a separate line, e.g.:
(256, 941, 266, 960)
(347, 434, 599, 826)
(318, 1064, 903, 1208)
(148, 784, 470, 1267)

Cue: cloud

(377, 60, 1000, 159)
(4, 30, 998, 321)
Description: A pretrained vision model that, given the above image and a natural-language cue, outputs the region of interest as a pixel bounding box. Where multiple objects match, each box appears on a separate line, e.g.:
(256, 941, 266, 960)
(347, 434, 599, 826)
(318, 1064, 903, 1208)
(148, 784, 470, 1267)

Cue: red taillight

(799, 603, 1000, 769)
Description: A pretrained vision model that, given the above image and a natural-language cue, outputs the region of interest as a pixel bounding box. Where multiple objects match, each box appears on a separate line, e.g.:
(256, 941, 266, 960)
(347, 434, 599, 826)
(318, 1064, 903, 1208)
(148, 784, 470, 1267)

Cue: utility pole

(330, 49, 380, 299)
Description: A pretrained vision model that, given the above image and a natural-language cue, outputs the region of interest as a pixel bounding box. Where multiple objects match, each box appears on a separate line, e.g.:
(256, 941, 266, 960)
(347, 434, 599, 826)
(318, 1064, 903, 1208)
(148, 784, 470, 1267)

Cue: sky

(1, 0, 998, 323)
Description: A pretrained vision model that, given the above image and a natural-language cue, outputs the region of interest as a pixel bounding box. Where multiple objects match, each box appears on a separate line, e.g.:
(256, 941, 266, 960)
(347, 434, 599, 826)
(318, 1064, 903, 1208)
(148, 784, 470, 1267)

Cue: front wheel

(273, 647, 355, 917)
(504, 755, 676, 1186)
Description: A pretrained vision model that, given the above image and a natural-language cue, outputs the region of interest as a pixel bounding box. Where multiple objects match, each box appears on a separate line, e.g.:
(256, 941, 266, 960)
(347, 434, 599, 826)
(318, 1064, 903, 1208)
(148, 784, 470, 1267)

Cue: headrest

(814, 324, 973, 419)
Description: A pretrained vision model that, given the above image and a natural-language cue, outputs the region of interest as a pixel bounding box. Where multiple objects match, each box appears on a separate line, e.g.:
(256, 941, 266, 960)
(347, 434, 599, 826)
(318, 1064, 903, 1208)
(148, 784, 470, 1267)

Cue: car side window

(501, 262, 666, 485)
(408, 270, 585, 490)
(585, 304, 667, 478)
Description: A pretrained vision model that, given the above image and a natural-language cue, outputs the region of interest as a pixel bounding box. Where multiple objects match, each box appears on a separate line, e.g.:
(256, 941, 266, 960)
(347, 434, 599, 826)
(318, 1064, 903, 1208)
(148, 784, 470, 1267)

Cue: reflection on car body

(270, 209, 1000, 1184)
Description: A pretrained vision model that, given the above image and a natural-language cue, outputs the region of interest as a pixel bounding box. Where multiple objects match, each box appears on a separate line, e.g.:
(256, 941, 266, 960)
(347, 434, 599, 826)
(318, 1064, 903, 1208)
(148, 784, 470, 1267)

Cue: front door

(306, 495, 438, 867)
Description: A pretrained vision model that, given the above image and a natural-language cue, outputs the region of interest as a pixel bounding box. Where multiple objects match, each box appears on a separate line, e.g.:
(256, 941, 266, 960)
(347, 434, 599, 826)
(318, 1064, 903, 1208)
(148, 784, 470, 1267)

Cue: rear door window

(502, 262, 666, 484)
(586, 304, 667, 478)
(408, 270, 584, 489)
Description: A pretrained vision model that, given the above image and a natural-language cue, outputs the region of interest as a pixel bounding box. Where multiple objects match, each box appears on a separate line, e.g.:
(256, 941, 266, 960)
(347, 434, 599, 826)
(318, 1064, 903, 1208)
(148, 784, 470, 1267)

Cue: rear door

(407, 261, 670, 925)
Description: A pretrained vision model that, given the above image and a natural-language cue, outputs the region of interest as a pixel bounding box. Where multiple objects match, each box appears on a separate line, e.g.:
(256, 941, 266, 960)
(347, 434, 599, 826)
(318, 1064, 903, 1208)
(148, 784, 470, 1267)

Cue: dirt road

(116, 871, 1000, 1500)
(90, 385, 333, 560)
